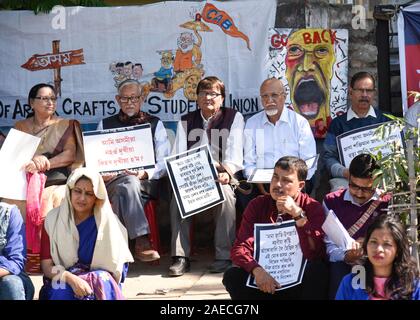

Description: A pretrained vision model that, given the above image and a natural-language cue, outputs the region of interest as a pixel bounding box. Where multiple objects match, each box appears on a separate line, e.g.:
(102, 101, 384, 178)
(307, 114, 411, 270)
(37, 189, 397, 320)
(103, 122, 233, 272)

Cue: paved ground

(29, 248, 231, 300)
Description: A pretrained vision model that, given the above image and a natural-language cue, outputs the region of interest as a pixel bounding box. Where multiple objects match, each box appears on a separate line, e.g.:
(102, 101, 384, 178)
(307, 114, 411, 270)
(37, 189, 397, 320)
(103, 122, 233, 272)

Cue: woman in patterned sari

(8, 83, 85, 273)
(39, 167, 133, 300)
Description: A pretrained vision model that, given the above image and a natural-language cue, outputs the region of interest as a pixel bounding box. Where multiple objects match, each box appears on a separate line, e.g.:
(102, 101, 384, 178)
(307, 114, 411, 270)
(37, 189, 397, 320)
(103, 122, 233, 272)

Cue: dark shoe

(168, 256, 190, 277)
(135, 235, 160, 262)
(209, 259, 232, 273)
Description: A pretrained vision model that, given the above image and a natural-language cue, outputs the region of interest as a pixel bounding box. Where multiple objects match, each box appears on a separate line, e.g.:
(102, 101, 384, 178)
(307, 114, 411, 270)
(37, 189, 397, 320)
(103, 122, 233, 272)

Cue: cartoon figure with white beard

(173, 32, 202, 73)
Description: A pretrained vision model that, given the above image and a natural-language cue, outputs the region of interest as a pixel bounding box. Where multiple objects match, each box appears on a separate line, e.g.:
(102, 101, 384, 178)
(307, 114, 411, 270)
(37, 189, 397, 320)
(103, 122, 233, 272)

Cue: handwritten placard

(247, 221, 307, 291)
(165, 145, 225, 219)
(337, 122, 403, 167)
(82, 124, 155, 173)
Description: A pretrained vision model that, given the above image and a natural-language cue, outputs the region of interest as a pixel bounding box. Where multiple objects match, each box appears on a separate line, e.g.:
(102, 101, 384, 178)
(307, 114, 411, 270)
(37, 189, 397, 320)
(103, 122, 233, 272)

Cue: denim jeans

(0, 272, 35, 300)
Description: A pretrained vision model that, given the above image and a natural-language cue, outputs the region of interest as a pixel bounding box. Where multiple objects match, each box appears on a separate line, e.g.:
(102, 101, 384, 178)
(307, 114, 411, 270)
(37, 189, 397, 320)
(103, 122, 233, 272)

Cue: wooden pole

(52, 40, 62, 96)
(407, 138, 419, 269)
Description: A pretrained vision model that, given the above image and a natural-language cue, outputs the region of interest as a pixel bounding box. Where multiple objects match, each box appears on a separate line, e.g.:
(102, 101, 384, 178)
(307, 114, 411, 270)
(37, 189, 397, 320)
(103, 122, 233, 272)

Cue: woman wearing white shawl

(39, 168, 133, 300)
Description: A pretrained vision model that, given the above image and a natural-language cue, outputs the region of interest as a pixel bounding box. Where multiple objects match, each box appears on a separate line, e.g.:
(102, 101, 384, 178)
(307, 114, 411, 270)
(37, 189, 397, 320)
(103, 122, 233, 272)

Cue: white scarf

(44, 167, 133, 283)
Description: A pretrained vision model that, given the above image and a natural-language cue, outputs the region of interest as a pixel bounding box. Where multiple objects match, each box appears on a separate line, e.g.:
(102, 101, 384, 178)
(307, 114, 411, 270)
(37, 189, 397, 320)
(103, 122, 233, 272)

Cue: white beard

(265, 109, 278, 117)
(125, 110, 136, 117)
(179, 42, 194, 53)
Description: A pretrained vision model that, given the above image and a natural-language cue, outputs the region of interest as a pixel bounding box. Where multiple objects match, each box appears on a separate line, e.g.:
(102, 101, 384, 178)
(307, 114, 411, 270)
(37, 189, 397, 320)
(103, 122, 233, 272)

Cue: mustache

(273, 188, 284, 195)
(359, 98, 370, 103)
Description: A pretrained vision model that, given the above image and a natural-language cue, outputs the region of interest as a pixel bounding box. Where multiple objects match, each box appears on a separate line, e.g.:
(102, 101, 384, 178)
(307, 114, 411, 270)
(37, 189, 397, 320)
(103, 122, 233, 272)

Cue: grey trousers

(106, 175, 153, 240)
(170, 184, 236, 260)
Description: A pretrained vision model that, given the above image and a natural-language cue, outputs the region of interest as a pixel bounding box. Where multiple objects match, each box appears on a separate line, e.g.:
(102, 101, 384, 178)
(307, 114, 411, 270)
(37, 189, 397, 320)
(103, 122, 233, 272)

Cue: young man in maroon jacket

(223, 156, 328, 299)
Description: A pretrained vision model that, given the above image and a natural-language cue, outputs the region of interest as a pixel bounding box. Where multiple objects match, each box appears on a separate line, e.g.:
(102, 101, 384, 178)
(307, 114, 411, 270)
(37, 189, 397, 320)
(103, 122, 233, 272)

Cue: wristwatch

(293, 209, 306, 221)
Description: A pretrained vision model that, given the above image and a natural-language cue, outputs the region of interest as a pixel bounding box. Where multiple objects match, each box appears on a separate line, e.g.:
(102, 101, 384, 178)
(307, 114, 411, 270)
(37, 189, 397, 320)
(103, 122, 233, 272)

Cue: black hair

(362, 214, 419, 300)
(349, 153, 378, 179)
(350, 71, 376, 89)
(28, 83, 55, 105)
(196, 76, 225, 99)
(27, 83, 56, 118)
(274, 156, 308, 181)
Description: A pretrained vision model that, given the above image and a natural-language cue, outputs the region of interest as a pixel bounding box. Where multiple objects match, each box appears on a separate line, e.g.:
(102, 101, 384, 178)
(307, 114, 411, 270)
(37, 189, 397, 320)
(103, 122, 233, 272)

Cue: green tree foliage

(372, 114, 419, 265)
(373, 114, 419, 197)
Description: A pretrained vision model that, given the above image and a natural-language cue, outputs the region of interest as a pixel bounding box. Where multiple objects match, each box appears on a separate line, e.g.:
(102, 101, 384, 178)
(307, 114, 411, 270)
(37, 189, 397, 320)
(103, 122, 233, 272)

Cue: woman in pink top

(336, 214, 419, 300)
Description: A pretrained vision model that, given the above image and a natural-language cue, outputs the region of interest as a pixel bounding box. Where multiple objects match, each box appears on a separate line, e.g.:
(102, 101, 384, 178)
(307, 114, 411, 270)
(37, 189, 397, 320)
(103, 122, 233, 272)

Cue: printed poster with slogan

(337, 122, 404, 168)
(268, 28, 349, 139)
(82, 124, 156, 174)
(247, 221, 307, 291)
(0, 0, 276, 129)
(165, 145, 225, 219)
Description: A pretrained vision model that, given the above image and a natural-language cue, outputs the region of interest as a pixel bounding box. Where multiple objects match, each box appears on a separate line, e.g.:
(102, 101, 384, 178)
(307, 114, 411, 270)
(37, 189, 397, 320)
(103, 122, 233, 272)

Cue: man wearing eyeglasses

(169, 76, 244, 276)
(323, 72, 389, 192)
(241, 78, 316, 210)
(97, 79, 170, 263)
(322, 154, 391, 299)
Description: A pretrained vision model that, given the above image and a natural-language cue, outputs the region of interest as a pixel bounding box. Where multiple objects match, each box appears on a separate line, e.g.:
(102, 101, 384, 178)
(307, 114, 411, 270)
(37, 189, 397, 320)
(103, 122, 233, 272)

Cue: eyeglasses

(197, 92, 222, 99)
(349, 182, 375, 193)
(260, 93, 285, 101)
(352, 88, 375, 95)
(287, 44, 331, 60)
(71, 188, 96, 198)
(119, 96, 141, 103)
(34, 96, 57, 103)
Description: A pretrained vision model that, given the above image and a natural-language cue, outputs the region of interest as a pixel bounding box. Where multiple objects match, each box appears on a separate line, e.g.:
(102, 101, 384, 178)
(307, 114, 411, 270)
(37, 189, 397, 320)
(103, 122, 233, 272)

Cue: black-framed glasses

(119, 96, 141, 103)
(349, 182, 375, 193)
(352, 88, 375, 95)
(197, 92, 222, 99)
(34, 96, 57, 102)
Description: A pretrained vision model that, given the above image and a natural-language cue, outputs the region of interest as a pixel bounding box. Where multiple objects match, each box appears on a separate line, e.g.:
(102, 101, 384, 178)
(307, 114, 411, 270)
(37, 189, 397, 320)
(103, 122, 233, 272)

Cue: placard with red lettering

(268, 28, 349, 139)
(83, 124, 155, 174)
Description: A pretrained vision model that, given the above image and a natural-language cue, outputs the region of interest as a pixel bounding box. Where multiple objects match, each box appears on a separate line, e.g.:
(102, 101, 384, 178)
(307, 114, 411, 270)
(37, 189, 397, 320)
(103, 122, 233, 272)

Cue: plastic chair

(144, 199, 161, 265)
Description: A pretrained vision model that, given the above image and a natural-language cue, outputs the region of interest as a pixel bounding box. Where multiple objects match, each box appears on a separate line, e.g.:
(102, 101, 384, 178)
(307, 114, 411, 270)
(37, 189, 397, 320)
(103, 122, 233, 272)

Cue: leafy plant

(372, 113, 419, 266)
(0, 0, 106, 14)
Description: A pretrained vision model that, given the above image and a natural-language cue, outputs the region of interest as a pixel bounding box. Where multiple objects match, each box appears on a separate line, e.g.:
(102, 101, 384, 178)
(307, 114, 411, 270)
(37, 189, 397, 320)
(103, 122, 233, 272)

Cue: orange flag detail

(201, 3, 251, 50)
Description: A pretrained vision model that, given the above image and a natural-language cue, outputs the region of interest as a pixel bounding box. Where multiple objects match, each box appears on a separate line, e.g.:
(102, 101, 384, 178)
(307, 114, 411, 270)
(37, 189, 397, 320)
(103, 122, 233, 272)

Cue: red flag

(201, 3, 251, 50)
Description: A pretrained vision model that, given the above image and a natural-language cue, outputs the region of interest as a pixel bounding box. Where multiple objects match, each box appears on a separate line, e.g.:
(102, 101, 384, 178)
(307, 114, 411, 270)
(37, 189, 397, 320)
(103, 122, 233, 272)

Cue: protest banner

(0, 0, 276, 129)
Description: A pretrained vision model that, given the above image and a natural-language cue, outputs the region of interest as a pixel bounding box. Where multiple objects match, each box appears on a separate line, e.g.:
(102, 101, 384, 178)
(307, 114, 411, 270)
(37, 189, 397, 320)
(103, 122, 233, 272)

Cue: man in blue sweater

(323, 71, 389, 192)
(0, 202, 34, 300)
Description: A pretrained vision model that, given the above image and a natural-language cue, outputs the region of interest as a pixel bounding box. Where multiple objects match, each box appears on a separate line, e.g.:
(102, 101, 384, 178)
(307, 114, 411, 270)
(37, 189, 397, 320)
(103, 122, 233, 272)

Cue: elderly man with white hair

(97, 79, 170, 262)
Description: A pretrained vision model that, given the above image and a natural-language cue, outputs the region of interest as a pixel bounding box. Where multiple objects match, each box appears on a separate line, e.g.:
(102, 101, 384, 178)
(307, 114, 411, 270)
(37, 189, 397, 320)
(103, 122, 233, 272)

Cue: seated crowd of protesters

(0, 73, 419, 300)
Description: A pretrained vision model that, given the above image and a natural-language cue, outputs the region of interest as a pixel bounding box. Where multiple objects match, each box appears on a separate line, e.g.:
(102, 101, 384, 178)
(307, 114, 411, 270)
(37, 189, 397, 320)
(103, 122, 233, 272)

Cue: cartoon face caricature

(285, 29, 336, 138)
